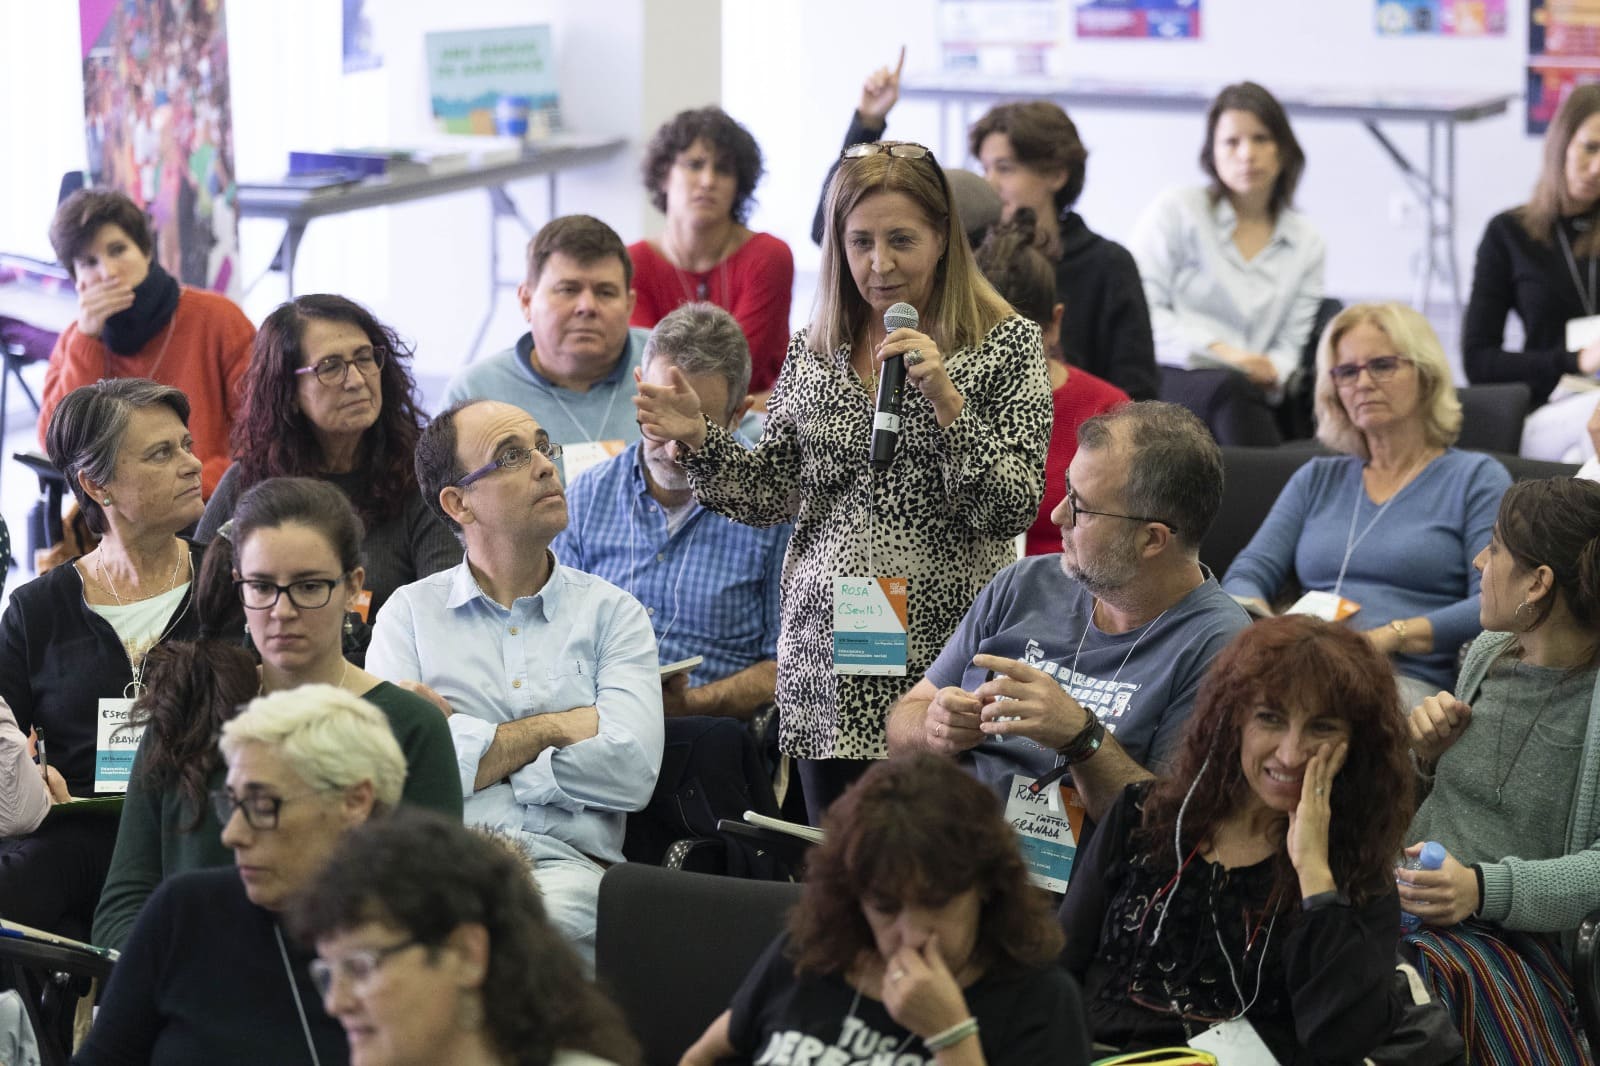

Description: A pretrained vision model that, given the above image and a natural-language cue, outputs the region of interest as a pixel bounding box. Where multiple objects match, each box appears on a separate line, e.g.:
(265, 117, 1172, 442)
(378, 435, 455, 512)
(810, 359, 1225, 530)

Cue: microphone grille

(883, 302, 919, 332)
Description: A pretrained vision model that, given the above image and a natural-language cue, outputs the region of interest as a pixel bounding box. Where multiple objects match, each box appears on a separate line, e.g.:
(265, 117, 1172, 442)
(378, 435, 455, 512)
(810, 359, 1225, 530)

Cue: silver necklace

(96, 542, 188, 607)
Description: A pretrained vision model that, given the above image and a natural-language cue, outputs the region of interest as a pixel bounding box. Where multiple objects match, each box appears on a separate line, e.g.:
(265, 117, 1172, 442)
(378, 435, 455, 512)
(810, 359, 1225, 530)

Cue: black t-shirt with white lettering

(726, 933, 1089, 1066)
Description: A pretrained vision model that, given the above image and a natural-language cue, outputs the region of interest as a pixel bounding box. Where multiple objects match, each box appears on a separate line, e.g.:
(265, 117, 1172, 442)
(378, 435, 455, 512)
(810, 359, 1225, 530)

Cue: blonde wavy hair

(808, 144, 1012, 356)
(1313, 302, 1460, 459)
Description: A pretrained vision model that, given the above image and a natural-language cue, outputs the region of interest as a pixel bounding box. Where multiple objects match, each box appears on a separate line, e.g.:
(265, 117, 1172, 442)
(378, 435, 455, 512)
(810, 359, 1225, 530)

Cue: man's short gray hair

(220, 685, 407, 812)
(1076, 401, 1222, 552)
(641, 302, 752, 419)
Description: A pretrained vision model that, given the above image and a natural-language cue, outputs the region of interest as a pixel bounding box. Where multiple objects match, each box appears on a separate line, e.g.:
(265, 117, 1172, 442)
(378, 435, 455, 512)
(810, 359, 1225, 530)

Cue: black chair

(0, 932, 114, 1066)
(1496, 452, 1578, 481)
(1455, 383, 1532, 454)
(1578, 910, 1600, 1049)
(622, 715, 794, 879)
(1278, 297, 1345, 440)
(13, 450, 71, 567)
(594, 863, 802, 1066)
(1201, 443, 1323, 578)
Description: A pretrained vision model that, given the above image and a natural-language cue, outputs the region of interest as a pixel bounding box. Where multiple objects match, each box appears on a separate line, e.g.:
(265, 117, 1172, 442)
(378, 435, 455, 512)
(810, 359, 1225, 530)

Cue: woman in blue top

(1223, 303, 1511, 707)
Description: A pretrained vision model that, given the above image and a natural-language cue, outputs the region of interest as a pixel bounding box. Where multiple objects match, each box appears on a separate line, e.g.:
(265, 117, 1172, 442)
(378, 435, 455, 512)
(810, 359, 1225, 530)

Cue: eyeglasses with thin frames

(840, 140, 937, 163)
(1328, 355, 1407, 387)
(234, 574, 350, 611)
(1063, 475, 1178, 535)
(455, 440, 564, 489)
(209, 785, 340, 831)
(308, 939, 424, 997)
(294, 347, 387, 388)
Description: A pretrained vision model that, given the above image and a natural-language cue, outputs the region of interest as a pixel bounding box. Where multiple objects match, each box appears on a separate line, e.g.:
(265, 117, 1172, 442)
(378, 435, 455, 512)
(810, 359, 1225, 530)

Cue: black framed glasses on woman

(209, 786, 339, 831)
(294, 346, 388, 388)
(455, 440, 565, 489)
(234, 575, 349, 611)
(1327, 355, 1406, 386)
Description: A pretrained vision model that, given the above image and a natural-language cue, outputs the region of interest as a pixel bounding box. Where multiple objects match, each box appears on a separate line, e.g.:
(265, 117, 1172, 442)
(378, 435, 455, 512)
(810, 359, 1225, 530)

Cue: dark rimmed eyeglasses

(308, 939, 424, 996)
(234, 575, 349, 611)
(455, 440, 564, 488)
(294, 347, 388, 388)
(841, 141, 936, 163)
(209, 785, 340, 831)
(1328, 355, 1406, 386)
(1062, 475, 1178, 535)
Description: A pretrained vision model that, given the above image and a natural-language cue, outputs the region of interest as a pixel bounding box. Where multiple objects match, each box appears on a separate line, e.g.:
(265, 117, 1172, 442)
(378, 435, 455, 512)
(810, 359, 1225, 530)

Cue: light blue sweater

(1222, 449, 1510, 688)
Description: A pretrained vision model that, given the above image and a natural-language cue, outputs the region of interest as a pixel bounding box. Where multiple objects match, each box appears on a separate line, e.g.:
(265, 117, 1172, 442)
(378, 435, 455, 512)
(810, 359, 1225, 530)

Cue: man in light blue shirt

(443, 215, 651, 481)
(367, 398, 663, 964)
(553, 303, 788, 720)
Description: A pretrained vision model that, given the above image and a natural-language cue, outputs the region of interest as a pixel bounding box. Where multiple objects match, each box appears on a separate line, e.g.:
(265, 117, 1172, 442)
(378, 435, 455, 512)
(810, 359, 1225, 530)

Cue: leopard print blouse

(682, 314, 1050, 759)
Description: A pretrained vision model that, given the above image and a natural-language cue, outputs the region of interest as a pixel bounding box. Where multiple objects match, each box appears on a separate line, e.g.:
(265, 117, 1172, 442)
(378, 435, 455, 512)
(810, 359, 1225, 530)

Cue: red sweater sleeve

(725, 233, 794, 393)
(1025, 368, 1131, 555)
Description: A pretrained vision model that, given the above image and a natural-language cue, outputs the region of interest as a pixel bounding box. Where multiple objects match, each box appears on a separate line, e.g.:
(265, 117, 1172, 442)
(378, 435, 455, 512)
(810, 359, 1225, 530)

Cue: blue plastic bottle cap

(1419, 841, 1447, 869)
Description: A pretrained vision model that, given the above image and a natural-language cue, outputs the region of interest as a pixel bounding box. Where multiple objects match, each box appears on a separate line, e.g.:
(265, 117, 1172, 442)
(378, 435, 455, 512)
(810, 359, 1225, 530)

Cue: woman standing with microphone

(637, 141, 1050, 822)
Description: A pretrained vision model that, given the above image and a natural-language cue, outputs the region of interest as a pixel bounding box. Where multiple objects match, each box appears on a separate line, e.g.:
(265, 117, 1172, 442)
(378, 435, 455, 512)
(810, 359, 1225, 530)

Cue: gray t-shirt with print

(925, 553, 1251, 797)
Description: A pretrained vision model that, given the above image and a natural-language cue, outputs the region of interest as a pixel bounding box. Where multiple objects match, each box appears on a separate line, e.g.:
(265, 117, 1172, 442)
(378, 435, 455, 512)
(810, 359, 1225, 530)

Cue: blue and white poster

(1077, 0, 1201, 39)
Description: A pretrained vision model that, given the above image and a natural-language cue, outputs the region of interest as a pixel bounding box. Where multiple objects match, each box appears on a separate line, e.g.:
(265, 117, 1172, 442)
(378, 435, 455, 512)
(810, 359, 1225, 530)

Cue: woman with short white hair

(76, 684, 402, 1066)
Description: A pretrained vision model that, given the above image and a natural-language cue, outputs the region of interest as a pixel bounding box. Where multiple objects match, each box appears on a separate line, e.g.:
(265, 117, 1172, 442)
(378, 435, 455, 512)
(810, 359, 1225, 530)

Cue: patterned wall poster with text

(1528, 0, 1600, 134)
(1076, 0, 1201, 40)
(1376, 0, 1507, 35)
(79, 0, 240, 294)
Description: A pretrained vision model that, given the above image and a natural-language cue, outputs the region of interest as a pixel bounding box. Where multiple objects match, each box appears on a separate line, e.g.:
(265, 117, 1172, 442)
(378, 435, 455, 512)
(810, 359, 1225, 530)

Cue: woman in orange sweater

(38, 188, 253, 497)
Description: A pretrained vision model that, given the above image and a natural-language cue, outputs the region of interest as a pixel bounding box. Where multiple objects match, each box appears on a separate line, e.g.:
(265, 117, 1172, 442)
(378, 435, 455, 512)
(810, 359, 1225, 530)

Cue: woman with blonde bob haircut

(1312, 303, 1461, 459)
(1224, 302, 1511, 707)
(77, 685, 409, 1065)
(636, 141, 1051, 822)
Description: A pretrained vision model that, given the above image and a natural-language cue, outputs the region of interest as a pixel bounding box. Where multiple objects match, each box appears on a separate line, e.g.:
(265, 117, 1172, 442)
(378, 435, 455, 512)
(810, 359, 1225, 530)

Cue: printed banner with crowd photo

(78, 0, 240, 294)
(1528, 0, 1600, 134)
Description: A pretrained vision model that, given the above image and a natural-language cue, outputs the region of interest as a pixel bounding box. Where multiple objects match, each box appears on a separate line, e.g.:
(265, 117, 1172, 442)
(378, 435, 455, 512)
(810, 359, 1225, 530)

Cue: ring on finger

(905, 350, 926, 367)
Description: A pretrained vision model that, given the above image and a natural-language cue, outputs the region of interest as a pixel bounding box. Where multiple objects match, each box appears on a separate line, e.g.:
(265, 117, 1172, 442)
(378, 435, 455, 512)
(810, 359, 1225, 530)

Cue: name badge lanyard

(1333, 476, 1410, 599)
(113, 575, 195, 700)
(544, 382, 622, 445)
(1558, 225, 1598, 319)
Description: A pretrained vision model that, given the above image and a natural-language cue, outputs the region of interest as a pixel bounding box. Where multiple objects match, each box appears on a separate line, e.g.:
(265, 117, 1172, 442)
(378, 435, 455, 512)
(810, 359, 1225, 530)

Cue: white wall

(0, 0, 721, 390)
(3, 0, 1540, 379)
(723, 0, 1540, 315)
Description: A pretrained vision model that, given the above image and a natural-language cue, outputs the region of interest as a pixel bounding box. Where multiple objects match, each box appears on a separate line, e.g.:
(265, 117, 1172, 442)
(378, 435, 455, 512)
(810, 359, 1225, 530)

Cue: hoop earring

(1514, 600, 1536, 631)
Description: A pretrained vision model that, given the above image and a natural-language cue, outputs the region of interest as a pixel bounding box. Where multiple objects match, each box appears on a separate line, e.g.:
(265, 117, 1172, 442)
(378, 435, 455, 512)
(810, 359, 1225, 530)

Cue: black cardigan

(0, 542, 204, 795)
(1462, 208, 1592, 405)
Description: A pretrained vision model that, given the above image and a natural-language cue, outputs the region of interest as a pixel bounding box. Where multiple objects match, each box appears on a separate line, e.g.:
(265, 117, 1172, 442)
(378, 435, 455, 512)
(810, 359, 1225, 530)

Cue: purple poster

(1076, 0, 1201, 40)
(79, 0, 240, 294)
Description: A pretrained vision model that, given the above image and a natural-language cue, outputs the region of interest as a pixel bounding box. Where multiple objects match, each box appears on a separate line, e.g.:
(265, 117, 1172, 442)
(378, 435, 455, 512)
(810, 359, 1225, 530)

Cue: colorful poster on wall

(343, 0, 382, 74)
(1076, 0, 1201, 40)
(939, 0, 1060, 75)
(78, 0, 240, 294)
(1375, 0, 1507, 35)
(425, 26, 558, 136)
(1528, 0, 1600, 133)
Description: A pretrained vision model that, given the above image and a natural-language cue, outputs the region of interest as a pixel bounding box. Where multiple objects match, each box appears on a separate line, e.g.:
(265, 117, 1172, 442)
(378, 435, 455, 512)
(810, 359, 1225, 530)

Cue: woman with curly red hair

(681, 754, 1089, 1065)
(1058, 614, 1414, 1062)
(197, 295, 458, 652)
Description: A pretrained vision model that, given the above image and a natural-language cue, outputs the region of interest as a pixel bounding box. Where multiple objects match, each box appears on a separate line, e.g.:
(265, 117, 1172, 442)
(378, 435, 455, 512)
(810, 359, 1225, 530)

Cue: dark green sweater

(91, 681, 462, 950)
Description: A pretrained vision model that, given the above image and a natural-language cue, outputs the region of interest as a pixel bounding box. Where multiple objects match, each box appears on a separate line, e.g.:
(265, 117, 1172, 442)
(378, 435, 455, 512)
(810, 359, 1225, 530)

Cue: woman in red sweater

(38, 188, 253, 498)
(975, 209, 1129, 555)
(629, 107, 794, 401)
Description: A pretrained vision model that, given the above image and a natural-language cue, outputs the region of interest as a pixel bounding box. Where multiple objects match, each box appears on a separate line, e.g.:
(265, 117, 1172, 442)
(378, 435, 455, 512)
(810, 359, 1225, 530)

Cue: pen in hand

(35, 727, 47, 781)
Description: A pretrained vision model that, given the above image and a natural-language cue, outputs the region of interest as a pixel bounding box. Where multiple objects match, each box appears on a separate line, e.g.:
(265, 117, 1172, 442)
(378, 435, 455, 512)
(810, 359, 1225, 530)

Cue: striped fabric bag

(1406, 920, 1593, 1065)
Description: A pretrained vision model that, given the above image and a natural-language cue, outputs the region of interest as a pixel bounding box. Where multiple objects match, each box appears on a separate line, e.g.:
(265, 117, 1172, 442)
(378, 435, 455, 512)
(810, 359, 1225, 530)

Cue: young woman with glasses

(1222, 303, 1511, 708)
(92, 476, 461, 951)
(637, 140, 1050, 823)
(197, 295, 460, 659)
(76, 685, 409, 1065)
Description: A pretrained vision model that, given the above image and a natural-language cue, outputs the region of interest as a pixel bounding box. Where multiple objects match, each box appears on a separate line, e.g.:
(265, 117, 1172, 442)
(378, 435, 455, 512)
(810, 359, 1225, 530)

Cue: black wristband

(1057, 714, 1106, 765)
(1473, 864, 1486, 917)
(1300, 890, 1349, 912)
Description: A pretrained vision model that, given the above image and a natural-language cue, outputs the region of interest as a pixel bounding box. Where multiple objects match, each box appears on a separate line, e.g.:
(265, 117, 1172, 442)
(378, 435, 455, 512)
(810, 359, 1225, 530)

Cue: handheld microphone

(870, 302, 918, 473)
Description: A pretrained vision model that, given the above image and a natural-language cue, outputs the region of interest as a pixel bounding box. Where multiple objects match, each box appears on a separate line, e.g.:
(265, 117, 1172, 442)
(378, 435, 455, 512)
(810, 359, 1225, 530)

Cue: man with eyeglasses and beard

(886, 402, 1249, 823)
(367, 399, 663, 967)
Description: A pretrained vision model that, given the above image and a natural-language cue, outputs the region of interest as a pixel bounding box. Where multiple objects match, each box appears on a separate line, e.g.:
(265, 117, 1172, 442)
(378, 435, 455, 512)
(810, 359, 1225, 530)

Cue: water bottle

(1398, 841, 1447, 933)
